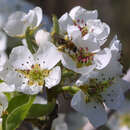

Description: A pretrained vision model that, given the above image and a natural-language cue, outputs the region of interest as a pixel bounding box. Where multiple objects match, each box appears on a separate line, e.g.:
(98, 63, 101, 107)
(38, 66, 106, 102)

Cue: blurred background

(0, 0, 130, 130)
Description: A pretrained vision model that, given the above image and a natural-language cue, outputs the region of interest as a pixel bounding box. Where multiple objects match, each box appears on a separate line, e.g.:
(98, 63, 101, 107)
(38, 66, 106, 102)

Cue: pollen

(81, 26, 88, 37)
(73, 19, 89, 37)
(70, 47, 95, 68)
(16, 64, 49, 87)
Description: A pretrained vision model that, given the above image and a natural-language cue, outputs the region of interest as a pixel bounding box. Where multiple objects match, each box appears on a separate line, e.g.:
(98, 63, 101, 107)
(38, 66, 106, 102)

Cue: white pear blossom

(6, 42, 61, 95)
(59, 6, 110, 47)
(55, 6, 111, 74)
(71, 36, 128, 127)
(4, 7, 43, 37)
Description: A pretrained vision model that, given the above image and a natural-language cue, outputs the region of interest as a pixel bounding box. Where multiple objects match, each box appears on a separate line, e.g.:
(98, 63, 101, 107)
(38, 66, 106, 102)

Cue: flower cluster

(0, 5, 129, 129)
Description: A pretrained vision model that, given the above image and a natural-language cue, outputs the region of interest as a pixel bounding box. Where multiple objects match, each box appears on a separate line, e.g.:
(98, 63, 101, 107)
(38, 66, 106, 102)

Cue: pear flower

(59, 6, 110, 47)
(71, 36, 129, 127)
(5, 42, 61, 95)
(54, 6, 111, 74)
(4, 7, 42, 37)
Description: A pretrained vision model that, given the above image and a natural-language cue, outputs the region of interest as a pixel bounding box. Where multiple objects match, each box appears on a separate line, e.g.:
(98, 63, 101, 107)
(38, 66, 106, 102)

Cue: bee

(66, 41, 77, 53)
(53, 33, 78, 53)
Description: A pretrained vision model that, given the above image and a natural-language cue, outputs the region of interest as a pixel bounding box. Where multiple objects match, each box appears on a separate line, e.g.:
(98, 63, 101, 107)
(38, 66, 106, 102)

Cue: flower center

(16, 64, 49, 86)
(57, 37, 95, 68)
(73, 19, 88, 37)
(79, 79, 113, 103)
(70, 47, 95, 68)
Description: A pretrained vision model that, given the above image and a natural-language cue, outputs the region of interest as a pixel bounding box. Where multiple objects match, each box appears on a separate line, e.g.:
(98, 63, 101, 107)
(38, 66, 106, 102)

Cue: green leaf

(25, 27, 38, 54)
(27, 103, 55, 118)
(2, 94, 35, 130)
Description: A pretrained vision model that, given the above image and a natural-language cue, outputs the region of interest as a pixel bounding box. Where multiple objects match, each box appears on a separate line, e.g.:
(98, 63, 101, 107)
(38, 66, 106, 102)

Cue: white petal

(101, 79, 124, 110)
(0, 52, 7, 70)
(3, 69, 23, 88)
(22, 10, 36, 28)
(109, 35, 121, 60)
(45, 66, 61, 89)
(35, 42, 61, 70)
(59, 13, 73, 33)
(0, 93, 8, 112)
(9, 46, 34, 70)
(35, 29, 50, 46)
(73, 35, 101, 52)
(0, 61, 24, 92)
(15, 77, 42, 95)
(61, 53, 96, 74)
(24, 7, 42, 28)
(67, 25, 81, 40)
(0, 62, 12, 81)
(0, 32, 7, 51)
(69, 6, 98, 22)
(110, 35, 121, 52)
(33, 7, 43, 27)
(71, 91, 107, 127)
(97, 23, 110, 46)
(4, 11, 27, 36)
(81, 60, 122, 82)
(93, 53, 123, 81)
(16, 85, 42, 95)
(0, 83, 15, 92)
(95, 48, 112, 70)
(87, 20, 110, 46)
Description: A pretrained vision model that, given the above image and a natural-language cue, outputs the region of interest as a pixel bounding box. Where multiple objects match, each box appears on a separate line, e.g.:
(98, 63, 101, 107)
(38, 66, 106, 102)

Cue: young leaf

(52, 15, 59, 35)
(2, 94, 35, 130)
(27, 103, 55, 118)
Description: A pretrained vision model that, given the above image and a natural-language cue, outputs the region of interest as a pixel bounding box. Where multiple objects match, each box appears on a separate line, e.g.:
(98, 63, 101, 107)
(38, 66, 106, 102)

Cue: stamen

(16, 64, 49, 87)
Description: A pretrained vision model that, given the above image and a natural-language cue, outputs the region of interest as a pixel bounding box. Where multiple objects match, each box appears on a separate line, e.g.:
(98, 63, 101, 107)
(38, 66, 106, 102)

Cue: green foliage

(2, 94, 35, 130)
(27, 103, 55, 118)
